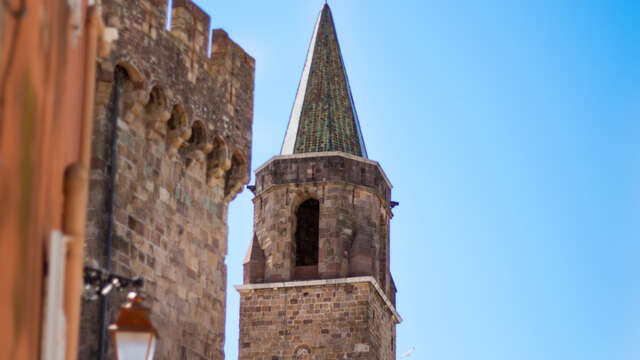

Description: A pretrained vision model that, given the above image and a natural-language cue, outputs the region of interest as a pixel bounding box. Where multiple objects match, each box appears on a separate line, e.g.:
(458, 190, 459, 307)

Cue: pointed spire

(281, 4, 368, 158)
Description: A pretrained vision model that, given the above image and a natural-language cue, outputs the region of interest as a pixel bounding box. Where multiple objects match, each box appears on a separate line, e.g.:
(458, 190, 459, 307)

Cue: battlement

(98, 0, 254, 199)
(102, 0, 256, 78)
(102, 0, 249, 61)
(80, 1, 255, 359)
(170, 0, 210, 56)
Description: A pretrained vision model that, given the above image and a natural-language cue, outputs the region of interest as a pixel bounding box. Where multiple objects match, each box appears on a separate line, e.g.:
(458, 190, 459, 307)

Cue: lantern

(108, 293, 157, 360)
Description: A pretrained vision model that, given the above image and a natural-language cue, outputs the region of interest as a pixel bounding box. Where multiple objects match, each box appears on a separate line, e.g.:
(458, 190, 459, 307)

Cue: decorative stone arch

(223, 151, 248, 202)
(167, 104, 187, 130)
(114, 60, 144, 84)
(186, 120, 206, 148)
(206, 136, 230, 185)
(144, 85, 171, 136)
(114, 61, 147, 124)
(166, 104, 191, 151)
(181, 120, 209, 167)
(289, 190, 321, 213)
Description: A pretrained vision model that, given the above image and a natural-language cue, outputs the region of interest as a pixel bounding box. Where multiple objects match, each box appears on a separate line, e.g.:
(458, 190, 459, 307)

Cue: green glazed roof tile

(281, 4, 368, 158)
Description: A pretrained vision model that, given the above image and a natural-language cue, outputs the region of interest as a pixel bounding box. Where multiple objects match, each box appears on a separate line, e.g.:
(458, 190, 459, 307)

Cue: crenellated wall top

(97, 0, 255, 197)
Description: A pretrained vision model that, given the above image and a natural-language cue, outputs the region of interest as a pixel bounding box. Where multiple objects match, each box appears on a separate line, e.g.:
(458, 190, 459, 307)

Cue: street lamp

(108, 292, 158, 360)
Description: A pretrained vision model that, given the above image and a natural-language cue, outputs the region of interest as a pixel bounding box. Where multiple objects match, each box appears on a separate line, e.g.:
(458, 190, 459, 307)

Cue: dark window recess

(188, 121, 205, 145)
(168, 105, 185, 131)
(295, 199, 319, 266)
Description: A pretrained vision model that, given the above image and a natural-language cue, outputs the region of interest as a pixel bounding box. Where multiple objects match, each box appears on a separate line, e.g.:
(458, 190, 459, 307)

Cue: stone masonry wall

(80, 0, 254, 359)
(237, 281, 397, 360)
(245, 153, 396, 303)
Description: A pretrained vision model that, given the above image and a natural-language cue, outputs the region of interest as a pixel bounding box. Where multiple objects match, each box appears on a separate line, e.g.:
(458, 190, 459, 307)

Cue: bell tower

(237, 4, 401, 359)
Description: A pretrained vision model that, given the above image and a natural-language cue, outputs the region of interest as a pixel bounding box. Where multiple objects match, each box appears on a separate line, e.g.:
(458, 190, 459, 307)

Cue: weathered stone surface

(239, 4, 399, 358)
(247, 153, 396, 301)
(240, 153, 399, 359)
(80, 1, 254, 359)
(237, 281, 397, 360)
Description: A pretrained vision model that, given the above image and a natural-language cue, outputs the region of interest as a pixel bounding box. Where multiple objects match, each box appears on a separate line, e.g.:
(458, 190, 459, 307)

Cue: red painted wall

(0, 0, 94, 358)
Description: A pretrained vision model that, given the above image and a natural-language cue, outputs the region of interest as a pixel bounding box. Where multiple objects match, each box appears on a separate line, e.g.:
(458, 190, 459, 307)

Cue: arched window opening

(295, 199, 319, 267)
(187, 121, 205, 146)
(168, 105, 186, 131)
(180, 121, 206, 161)
(145, 86, 166, 112)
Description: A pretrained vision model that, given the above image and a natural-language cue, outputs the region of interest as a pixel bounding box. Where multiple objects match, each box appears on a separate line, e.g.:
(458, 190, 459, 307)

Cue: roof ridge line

(280, 7, 323, 155)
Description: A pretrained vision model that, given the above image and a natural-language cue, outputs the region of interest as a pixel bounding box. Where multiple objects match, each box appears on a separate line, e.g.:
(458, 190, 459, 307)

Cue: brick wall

(237, 280, 397, 359)
(80, 0, 254, 359)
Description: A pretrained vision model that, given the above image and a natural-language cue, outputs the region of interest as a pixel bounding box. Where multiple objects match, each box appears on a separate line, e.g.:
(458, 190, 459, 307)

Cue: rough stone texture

(246, 153, 396, 302)
(239, 4, 400, 357)
(237, 281, 396, 360)
(255, 153, 390, 202)
(240, 152, 398, 359)
(80, 0, 254, 359)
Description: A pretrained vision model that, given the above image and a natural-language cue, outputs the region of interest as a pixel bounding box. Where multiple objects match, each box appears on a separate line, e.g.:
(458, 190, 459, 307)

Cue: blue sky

(189, 1, 640, 359)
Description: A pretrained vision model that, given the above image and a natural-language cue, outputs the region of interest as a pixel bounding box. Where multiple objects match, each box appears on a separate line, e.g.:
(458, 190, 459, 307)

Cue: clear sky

(189, 1, 640, 359)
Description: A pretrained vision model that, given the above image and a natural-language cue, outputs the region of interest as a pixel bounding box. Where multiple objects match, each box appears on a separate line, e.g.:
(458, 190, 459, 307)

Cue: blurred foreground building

(0, 0, 107, 359)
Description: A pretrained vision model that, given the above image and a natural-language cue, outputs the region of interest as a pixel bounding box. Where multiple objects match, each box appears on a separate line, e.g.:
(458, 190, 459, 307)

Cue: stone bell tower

(237, 4, 401, 359)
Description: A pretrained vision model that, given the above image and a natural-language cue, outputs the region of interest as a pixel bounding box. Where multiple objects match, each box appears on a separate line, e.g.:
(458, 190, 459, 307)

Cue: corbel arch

(166, 104, 191, 151)
(223, 151, 248, 202)
(114, 60, 144, 84)
(181, 120, 208, 167)
(114, 61, 147, 124)
(186, 120, 207, 149)
(144, 85, 171, 136)
(207, 136, 230, 185)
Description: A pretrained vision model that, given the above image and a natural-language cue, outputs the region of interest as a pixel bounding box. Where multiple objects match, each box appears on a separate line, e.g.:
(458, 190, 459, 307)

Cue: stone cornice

(254, 152, 392, 190)
(235, 276, 402, 324)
